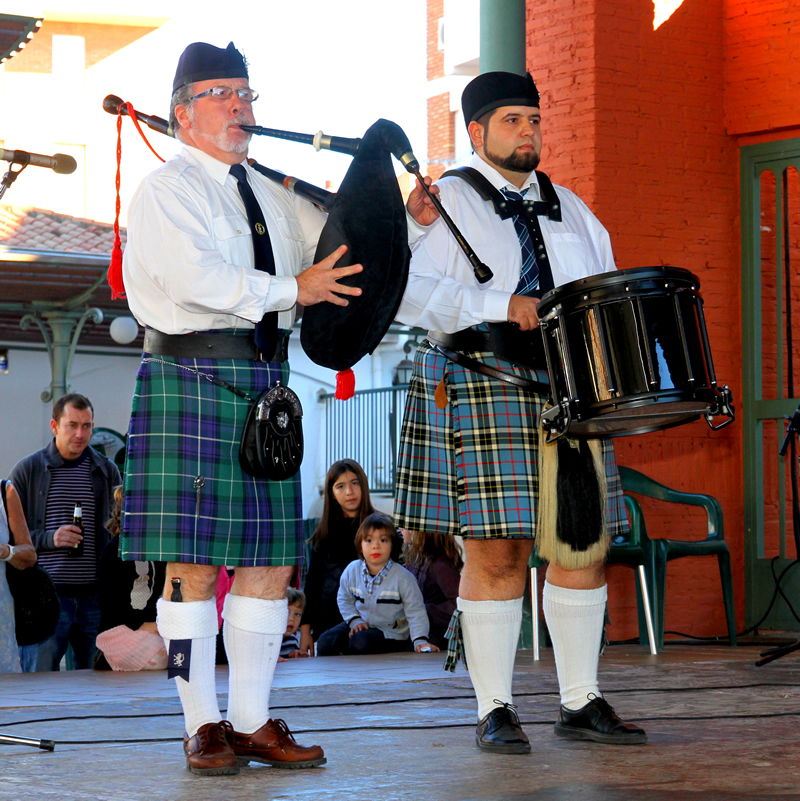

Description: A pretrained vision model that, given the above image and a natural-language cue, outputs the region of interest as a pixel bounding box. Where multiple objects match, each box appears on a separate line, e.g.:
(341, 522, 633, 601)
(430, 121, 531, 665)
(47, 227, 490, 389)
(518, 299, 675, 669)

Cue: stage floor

(1, 639, 799, 801)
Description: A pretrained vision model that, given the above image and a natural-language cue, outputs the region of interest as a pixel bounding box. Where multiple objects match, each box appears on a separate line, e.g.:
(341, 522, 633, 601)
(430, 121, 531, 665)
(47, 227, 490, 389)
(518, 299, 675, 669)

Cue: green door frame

(741, 138, 800, 630)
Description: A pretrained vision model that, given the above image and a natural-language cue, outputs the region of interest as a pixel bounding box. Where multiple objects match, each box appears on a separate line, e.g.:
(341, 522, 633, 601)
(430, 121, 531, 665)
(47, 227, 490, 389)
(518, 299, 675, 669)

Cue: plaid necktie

(500, 186, 539, 296)
(230, 163, 277, 359)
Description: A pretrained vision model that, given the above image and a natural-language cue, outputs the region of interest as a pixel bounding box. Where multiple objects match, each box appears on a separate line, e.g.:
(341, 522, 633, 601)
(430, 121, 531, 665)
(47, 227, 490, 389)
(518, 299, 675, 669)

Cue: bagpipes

(104, 94, 646, 567)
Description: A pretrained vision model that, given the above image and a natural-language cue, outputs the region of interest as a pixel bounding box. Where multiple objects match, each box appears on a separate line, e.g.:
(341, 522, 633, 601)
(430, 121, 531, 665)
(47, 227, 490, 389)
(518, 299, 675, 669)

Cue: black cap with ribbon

(173, 41, 248, 91)
(461, 71, 540, 129)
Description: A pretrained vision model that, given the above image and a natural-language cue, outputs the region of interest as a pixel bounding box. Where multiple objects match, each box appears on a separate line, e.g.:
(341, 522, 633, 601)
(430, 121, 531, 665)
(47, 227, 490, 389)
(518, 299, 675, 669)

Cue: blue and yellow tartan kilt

(120, 351, 303, 567)
(394, 341, 628, 541)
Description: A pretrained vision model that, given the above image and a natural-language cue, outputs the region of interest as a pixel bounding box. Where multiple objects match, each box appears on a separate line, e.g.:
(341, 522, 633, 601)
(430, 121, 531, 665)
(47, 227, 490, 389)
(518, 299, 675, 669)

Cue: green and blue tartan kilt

(120, 351, 303, 567)
(394, 341, 628, 541)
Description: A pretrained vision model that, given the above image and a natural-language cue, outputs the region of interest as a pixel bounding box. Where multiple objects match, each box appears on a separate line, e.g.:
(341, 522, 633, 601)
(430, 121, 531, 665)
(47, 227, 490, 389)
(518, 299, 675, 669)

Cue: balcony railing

(319, 384, 409, 493)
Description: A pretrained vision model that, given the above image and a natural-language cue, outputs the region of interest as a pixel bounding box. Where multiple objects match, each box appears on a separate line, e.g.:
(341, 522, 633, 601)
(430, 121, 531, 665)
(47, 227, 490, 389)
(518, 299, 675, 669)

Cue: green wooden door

(741, 139, 800, 630)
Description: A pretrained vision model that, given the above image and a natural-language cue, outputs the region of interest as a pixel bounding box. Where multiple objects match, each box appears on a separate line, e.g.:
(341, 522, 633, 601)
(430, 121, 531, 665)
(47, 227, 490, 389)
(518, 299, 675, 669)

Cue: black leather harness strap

(440, 166, 562, 223)
(428, 167, 563, 385)
(427, 338, 550, 393)
(441, 166, 560, 294)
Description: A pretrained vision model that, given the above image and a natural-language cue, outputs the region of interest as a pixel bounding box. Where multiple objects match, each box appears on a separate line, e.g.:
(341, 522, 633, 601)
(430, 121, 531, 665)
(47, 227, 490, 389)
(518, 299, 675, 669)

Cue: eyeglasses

(190, 86, 259, 104)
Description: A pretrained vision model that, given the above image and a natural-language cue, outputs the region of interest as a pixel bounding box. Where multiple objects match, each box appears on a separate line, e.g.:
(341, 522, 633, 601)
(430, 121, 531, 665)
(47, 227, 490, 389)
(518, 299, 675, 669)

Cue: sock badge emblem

(167, 639, 192, 682)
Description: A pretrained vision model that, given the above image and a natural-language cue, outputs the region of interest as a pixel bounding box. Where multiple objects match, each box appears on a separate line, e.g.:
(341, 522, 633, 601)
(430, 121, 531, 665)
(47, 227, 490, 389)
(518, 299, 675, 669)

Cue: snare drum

(537, 266, 733, 438)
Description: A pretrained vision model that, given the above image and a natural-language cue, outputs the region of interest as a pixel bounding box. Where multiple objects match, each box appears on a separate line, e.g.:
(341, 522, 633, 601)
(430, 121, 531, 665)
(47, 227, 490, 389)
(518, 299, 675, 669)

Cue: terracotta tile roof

(0, 204, 126, 253)
(0, 205, 138, 348)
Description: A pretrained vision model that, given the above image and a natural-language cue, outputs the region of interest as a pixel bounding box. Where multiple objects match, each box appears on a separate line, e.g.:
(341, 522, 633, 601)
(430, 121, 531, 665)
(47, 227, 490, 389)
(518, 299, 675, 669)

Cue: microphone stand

(0, 733, 55, 750)
(0, 161, 27, 202)
(756, 402, 800, 666)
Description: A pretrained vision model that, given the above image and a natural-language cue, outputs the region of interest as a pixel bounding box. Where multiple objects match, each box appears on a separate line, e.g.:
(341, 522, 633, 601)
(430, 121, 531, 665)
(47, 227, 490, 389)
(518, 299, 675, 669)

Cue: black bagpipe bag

(301, 119, 411, 372)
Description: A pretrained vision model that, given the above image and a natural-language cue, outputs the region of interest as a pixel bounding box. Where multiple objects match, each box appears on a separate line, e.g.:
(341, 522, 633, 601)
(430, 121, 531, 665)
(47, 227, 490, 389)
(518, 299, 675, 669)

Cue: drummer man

(395, 71, 647, 752)
(119, 41, 435, 776)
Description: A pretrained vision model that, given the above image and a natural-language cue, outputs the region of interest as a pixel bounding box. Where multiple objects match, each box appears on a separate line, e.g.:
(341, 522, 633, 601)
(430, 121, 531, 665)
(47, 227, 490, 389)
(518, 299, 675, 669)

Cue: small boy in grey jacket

(316, 513, 440, 655)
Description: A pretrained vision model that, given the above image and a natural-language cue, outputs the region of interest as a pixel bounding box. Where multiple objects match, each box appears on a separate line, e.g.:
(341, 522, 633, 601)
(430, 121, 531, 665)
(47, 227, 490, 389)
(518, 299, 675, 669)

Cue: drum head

(538, 265, 700, 320)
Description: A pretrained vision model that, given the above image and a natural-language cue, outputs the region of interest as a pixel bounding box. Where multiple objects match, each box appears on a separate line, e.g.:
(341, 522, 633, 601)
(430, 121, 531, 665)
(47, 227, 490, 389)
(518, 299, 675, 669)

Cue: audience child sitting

(402, 531, 463, 650)
(317, 513, 439, 656)
(299, 460, 376, 655)
(279, 588, 309, 662)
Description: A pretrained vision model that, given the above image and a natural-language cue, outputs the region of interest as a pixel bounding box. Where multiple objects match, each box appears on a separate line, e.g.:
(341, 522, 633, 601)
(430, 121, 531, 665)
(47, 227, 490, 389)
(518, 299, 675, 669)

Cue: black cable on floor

(739, 557, 800, 636)
(607, 557, 800, 645)
(29, 708, 800, 746)
(2, 682, 798, 730)
(657, 636, 785, 646)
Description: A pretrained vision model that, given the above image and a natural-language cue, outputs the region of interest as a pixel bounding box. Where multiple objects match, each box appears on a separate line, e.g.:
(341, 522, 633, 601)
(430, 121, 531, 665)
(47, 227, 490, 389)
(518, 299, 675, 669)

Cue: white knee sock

(457, 596, 523, 719)
(156, 598, 220, 738)
(222, 594, 287, 735)
(543, 581, 607, 710)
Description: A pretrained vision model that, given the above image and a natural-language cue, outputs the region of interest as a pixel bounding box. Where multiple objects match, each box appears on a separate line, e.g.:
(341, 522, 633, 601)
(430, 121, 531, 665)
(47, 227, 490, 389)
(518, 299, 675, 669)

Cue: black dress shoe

(554, 695, 647, 745)
(475, 702, 531, 754)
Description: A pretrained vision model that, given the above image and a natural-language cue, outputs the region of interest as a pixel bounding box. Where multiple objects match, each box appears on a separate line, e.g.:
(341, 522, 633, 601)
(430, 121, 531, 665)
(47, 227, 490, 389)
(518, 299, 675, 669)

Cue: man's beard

(485, 144, 540, 174)
(189, 109, 252, 153)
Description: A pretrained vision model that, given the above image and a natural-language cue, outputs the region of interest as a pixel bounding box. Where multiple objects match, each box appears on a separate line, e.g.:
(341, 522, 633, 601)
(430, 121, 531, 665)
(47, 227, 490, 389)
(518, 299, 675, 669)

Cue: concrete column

(480, 0, 526, 74)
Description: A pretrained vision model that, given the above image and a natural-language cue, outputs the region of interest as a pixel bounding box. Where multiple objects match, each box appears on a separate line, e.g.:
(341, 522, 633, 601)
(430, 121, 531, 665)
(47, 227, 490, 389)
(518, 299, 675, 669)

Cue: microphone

(0, 148, 77, 175)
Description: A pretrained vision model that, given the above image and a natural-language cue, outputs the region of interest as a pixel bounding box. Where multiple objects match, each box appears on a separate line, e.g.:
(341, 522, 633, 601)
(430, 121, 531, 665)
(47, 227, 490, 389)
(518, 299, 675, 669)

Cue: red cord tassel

(108, 242, 125, 300)
(108, 101, 165, 299)
(107, 112, 126, 299)
(335, 369, 355, 400)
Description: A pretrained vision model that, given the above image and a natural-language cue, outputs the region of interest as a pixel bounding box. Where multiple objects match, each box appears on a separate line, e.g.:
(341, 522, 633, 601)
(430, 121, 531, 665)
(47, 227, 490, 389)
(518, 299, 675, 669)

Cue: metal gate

(318, 385, 409, 494)
(741, 138, 800, 630)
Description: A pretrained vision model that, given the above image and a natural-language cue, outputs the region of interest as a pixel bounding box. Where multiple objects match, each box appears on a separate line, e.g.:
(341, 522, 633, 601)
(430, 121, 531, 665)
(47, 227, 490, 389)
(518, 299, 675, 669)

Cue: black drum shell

(537, 266, 722, 437)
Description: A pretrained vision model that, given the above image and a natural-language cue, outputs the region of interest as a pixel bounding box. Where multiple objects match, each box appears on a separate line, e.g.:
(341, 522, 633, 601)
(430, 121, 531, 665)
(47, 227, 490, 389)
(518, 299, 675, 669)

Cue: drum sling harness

(441, 165, 561, 292)
(428, 166, 563, 393)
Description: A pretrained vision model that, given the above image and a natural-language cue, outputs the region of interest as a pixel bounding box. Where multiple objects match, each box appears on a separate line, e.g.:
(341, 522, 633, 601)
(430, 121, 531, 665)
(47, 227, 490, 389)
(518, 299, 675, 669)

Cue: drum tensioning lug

(542, 400, 572, 442)
(705, 385, 735, 431)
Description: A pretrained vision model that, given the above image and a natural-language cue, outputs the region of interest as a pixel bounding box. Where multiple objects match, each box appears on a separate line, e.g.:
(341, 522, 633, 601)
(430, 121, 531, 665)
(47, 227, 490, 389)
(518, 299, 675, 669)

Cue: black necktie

(230, 163, 277, 359)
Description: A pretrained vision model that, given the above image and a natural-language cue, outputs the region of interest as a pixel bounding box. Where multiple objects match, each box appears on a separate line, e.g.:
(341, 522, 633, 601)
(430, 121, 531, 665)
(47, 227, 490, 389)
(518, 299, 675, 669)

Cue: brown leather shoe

(232, 718, 326, 769)
(183, 721, 239, 776)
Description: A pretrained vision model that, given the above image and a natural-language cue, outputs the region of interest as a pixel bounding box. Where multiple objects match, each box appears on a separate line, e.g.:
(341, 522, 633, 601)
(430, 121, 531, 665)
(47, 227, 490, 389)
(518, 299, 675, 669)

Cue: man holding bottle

(10, 393, 120, 671)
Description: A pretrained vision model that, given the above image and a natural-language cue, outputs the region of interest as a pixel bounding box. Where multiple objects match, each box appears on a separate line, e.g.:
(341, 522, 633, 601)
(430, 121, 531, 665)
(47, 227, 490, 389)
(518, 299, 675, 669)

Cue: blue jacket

(9, 439, 120, 569)
(337, 559, 430, 644)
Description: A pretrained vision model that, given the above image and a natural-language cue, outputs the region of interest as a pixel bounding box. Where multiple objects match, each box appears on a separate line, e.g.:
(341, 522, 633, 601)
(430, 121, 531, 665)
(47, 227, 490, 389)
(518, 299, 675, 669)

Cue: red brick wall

(427, 0, 452, 178)
(427, 0, 445, 81)
(6, 20, 157, 73)
(427, 93, 455, 180)
(724, 0, 800, 136)
(527, 0, 744, 642)
(525, 0, 599, 204)
(599, 1, 745, 643)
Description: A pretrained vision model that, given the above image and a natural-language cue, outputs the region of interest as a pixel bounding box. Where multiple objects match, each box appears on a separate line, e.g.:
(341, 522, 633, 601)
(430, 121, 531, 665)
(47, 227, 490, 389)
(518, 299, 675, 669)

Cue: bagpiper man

(119, 41, 434, 776)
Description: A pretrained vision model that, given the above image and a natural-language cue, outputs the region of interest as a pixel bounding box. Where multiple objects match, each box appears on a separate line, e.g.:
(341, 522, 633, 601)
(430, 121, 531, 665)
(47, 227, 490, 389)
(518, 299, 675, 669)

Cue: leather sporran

(239, 381, 304, 481)
(1, 480, 60, 647)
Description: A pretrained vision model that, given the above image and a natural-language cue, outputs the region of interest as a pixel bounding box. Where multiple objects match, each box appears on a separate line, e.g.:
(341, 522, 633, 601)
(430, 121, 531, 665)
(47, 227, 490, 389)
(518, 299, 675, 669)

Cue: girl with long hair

(298, 460, 375, 654)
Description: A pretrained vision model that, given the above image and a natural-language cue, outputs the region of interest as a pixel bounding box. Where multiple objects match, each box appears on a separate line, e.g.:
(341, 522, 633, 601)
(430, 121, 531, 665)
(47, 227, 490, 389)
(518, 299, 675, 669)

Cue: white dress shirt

(123, 145, 327, 335)
(396, 154, 617, 334)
